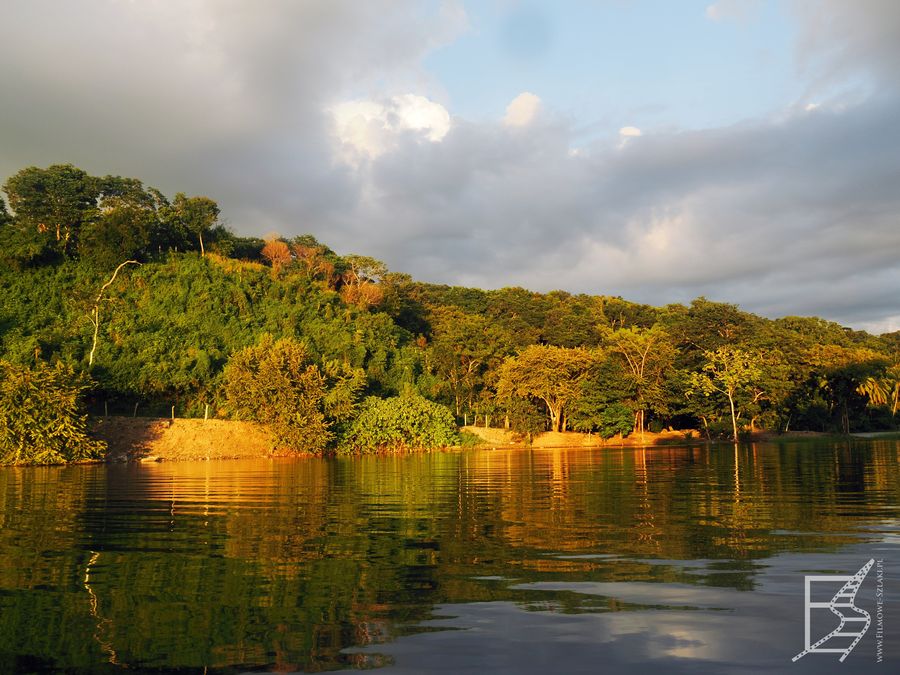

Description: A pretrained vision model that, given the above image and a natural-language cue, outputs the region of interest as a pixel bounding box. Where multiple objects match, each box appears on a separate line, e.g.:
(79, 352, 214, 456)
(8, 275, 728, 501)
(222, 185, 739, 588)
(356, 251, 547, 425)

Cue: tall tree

(340, 255, 387, 309)
(600, 325, 675, 433)
(427, 307, 513, 417)
(496, 345, 598, 432)
(2, 164, 99, 260)
(688, 347, 763, 442)
(165, 193, 219, 256)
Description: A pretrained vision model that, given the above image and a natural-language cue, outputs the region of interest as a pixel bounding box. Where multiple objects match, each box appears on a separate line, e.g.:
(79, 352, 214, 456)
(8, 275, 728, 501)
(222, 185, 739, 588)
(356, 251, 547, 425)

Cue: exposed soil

(92, 417, 277, 462)
(462, 426, 699, 448)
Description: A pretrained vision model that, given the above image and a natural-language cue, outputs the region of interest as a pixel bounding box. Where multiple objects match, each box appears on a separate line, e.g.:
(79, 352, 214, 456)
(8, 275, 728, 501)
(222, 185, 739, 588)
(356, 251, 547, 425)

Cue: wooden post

(171, 405, 175, 420)
(133, 402, 139, 417)
(204, 404, 209, 421)
(104, 401, 108, 418)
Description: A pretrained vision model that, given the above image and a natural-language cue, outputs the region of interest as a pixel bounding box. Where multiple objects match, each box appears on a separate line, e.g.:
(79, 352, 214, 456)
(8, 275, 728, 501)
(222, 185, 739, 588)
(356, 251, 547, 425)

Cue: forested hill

(1, 164, 898, 462)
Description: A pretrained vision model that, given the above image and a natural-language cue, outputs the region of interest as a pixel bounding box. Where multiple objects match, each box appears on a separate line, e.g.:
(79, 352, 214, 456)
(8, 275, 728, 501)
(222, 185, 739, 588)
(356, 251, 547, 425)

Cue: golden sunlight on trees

(496, 345, 599, 432)
(261, 235, 292, 273)
(292, 240, 337, 286)
(688, 347, 763, 442)
(339, 254, 387, 309)
(223, 335, 331, 453)
(165, 193, 219, 257)
(600, 325, 675, 434)
(0, 361, 106, 464)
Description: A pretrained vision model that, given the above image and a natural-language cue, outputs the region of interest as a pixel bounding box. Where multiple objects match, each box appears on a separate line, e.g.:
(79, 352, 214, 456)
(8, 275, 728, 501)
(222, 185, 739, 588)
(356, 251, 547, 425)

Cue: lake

(1, 440, 898, 673)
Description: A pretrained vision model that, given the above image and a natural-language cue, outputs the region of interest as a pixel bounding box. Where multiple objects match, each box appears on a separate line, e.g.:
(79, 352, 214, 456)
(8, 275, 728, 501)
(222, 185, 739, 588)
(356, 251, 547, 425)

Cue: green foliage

(0, 360, 106, 464)
(600, 324, 675, 433)
(569, 355, 635, 435)
(687, 347, 764, 441)
(504, 397, 547, 438)
(223, 335, 331, 454)
(457, 429, 486, 447)
(2, 164, 98, 261)
(339, 393, 459, 453)
(1, 162, 897, 454)
(496, 344, 599, 432)
(595, 403, 635, 439)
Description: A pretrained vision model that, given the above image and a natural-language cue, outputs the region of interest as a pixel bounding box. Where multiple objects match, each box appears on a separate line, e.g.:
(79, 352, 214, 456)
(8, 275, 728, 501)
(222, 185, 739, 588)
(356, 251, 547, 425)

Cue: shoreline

(81, 416, 900, 464)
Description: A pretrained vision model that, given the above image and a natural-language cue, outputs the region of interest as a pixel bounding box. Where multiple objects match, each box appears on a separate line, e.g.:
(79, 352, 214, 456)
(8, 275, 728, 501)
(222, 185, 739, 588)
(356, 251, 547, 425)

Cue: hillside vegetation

(1, 164, 898, 463)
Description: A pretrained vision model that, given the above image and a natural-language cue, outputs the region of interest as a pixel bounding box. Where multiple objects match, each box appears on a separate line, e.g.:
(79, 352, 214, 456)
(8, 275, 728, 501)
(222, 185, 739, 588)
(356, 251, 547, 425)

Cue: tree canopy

(1, 162, 898, 462)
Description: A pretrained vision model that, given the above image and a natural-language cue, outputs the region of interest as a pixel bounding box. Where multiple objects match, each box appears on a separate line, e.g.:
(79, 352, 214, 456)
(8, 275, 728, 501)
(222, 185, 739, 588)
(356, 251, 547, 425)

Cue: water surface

(1, 440, 898, 673)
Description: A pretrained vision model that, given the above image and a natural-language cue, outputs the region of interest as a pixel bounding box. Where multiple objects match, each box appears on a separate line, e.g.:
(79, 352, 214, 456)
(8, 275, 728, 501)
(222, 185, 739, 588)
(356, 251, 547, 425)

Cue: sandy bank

(462, 426, 699, 448)
(92, 417, 276, 462)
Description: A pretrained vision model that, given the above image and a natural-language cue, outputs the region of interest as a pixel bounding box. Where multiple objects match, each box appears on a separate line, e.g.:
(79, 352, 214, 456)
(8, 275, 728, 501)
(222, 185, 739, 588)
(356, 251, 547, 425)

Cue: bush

(0, 360, 106, 465)
(222, 335, 331, 454)
(597, 403, 634, 439)
(339, 394, 459, 453)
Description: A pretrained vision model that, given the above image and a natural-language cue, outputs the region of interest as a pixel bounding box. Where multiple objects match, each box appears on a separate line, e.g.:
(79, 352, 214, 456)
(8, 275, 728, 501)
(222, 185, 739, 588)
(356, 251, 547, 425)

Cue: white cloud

(2, 0, 900, 330)
(617, 126, 642, 149)
(502, 92, 542, 127)
(331, 94, 451, 161)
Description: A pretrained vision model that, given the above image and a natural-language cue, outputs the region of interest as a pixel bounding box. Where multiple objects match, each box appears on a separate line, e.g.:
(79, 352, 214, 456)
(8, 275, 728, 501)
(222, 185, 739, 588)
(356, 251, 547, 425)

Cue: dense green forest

(1, 164, 898, 462)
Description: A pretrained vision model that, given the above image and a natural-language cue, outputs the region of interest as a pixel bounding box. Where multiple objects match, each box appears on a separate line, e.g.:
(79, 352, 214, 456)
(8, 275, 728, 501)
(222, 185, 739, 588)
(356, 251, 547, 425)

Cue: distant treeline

(0, 164, 897, 462)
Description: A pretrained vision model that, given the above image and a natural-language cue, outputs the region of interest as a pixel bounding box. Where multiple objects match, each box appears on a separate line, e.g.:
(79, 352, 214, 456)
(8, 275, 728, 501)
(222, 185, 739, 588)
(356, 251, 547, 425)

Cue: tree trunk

(728, 391, 739, 443)
(199, 230, 205, 257)
(88, 260, 140, 367)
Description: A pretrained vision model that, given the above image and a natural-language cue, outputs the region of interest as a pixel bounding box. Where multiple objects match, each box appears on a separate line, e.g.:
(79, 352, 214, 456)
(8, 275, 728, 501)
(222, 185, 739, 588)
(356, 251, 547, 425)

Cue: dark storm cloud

(1, 0, 897, 331)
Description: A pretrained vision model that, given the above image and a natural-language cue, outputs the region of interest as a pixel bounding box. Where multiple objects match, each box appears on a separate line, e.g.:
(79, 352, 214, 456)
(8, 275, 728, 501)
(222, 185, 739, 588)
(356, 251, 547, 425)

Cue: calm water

(1, 441, 898, 674)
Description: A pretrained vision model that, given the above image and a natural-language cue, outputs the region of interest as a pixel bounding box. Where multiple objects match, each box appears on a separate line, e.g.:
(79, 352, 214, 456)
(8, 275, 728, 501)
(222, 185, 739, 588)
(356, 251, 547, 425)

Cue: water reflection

(0, 441, 897, 672)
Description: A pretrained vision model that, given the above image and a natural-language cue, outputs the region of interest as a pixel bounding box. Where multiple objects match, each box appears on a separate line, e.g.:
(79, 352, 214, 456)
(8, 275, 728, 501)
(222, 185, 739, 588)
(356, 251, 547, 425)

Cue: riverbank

(461, 426, 700, 448)
(93, 417, 276, 461)
(89, 417, 900, 463)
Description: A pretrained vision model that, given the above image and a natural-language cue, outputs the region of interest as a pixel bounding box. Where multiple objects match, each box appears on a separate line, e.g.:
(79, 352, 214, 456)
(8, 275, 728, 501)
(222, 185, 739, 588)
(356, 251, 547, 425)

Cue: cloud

(331, 95, 451, 161)
(705, 0, 764, 23)
(1, 0, 899, 331)
(617, 126, 642, 149)
(502, 92, 542, 127)
(0, 0, 466, 224)
(792, 0, 900, 89)
(334, 92, 900, 330)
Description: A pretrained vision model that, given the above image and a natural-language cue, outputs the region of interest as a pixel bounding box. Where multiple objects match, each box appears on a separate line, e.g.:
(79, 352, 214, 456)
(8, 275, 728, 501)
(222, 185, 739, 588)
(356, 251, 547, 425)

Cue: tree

(340, 254, 387, 309)
(427, 306, 513, 417)
(568, 354, 635, 437)
(165, 193, 219, 256)
(223, 335, 331, 454)
(79, 205, 156, 268)
(0, 360, 106, 465)
(0, 198, 10, 228)
(688, 347, 763, 442)
(2, 164, 99, 260)
(496, 345, 598, 432)
(600, 325, 675, 433)
(805, 344, 888, 434)
(261, 235, 292, 273)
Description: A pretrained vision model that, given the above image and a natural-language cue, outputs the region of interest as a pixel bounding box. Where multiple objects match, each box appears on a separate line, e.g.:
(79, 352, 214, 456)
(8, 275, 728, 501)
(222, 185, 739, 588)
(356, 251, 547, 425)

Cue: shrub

(0, 361, 106, 465)
(597, 403, 634, 439)
(339, 394, 459, 453)
(222, 335, 331, 454)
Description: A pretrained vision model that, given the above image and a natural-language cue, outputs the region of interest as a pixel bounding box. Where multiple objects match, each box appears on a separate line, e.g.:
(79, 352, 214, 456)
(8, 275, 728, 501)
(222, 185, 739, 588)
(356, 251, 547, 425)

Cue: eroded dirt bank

(92, 417, 276, 462)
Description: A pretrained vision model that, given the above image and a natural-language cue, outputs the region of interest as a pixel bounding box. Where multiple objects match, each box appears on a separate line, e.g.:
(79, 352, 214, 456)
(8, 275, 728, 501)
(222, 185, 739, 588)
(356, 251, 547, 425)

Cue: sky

(1, 0, 899, 333)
